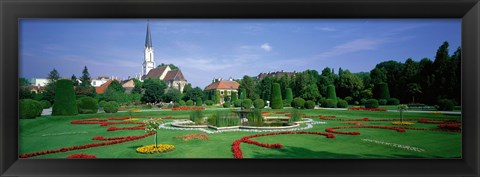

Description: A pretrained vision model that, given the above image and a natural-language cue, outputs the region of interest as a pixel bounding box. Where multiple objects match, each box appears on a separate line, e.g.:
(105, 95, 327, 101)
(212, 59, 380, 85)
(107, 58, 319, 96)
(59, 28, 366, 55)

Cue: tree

(43, 68, 61, 104)
(270, 83, 283, 109)
(373, 83, 390, 100)
(231, 92, 238, 102)
(451, 47, 462, 103)
(183, 86, 204, 101)
(76, 66, 96, 97)
(52, 79, 78, 116)
(163, 89, 182, 103)
(336, 70, 363, 99)
(144, 118, 163, 148)
(131, 79, 143, 94)
(432, 41, 455, 101)
(284, 88, 293, 106)
(19, 77, 30, 86)
(239, 76, 258, 100)
(142, 78, 167, 103)
(47, 68, 60, 83)
(370, 67, 387, 84)
(158, 63, 178, 70)
(407, 83, 422, 103)
(257, 77, 273, 101)
(326, 85, 337, 103)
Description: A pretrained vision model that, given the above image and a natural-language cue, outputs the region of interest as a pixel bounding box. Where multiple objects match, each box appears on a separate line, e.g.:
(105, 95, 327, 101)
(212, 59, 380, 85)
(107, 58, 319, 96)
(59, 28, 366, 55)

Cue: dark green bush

(77, 97, 99, 114)
(186, 100, 194, 106)
(270, 83, 283, 109)
(40, 100, 51, 109)
(373, 83, 390, 100)
(178, 100, 186, 106)
(387, 98, 400, 105)
(253, 99, 265, 109)
(365, 99, 379, 108)
(233, 99, 242, 107)
(360, 98, 367, 105)
(319, 98, 327, 107)
(324, 99, 337, 108)
(304, 100, 315, 109)
(195, 97, 203, 106)
(19, 99, 43, 119)
(354, 101, 360, 105)
(326, 85, 337, 101)
(99, 100, 108, 108)
(437, 99, 454, 111)
(52, 79, 78, 116)
(292, 97, 305, 109)
(344, 96, 354, 104)
(205, 100, 214, 106)
(104, 101, 119, 113)
(378, 99, 387, 105)
(285, 88, 293, 103)
(242, 99, 253, 109)
(337, 100, 348, 108)
(223, 102, 231, 108)
(283, 99, 292, 107)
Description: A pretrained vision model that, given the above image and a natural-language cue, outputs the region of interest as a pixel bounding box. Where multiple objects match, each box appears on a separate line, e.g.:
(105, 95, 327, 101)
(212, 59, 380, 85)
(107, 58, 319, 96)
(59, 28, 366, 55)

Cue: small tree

(144, 118, 163, 148)
(326, 85, 337, 104)
(270, 83, 283, 109)
(398, 104, 408, 123)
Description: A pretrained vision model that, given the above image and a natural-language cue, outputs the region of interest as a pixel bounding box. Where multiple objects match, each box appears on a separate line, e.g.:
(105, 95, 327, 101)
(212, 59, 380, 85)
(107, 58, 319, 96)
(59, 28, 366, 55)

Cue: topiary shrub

(378, 99, 387, 105)
(52, 79, 78, 116)
(304, 100, 315, 109)
(292, 97, 305, 109)
(223, 102, 231, 108)
(437, 99, 454, 111)
(104, 101, 119, 113)
(344, 96, 354, 105)
(99, 100, 108, 108)
(253, 99, 265, 109)
(195, 97, 203, 106)
(387, 98, 400, 105)
(19, 99, 43, 119)
(233, 99, 242, 107)
(360, 98, 367, 105)
(324, 99, 337, 108)
(285, 88, 293, 104)
(270, 83, 283, 109)
(186, 100, 194, 106)
(178, 100, 186, 106)
(77, 97, 99, 114)
(337, 99, 348, 108)
(40, 100, 51, 109)
(365, 99, 379, 108)
(205, 100, 214, 106)
(283, 99, 292, 107)
(242, 99, 253, 109)
(326, 85, 337, 102)
(373, 83, 390, 100)
(319, 98, 327, 107)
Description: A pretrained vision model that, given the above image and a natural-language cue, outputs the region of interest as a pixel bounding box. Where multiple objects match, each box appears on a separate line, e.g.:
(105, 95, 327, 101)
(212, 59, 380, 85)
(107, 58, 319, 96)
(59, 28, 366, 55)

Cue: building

(257, 70, 296, 80)
(121, 79, 135, 94)
(140, 20, 188, 92)
(31, 78, 50, 87)
(95, 80, 113, 94)
(204, 77, 240, 104)
(90, 76, 111, 87)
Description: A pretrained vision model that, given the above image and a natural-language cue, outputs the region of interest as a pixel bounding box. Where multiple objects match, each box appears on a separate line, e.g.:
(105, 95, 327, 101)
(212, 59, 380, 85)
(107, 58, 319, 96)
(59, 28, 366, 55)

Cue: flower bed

(418, 119, 461, 124)
(232, 131, 335, 158)
(347, 107, 387, 112)
(136, 144, 175, 154)
(325, 126, 410, 135)
(174, 134, 209, 141)
(172, 106, 205, 111)
(67, 153, 96, 158)
(437, 123, 461, 132)
(341, 121, 363, 125)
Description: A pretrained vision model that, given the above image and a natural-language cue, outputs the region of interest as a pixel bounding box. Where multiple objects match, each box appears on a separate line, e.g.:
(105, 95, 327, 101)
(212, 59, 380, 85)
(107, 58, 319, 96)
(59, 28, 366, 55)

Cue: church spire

(145, 20, 152, 48)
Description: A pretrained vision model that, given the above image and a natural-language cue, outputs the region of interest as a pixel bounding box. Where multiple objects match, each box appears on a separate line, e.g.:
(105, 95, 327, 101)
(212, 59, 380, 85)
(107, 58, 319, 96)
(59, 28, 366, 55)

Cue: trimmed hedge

(387, 98, 400, 105)
(437, 99, 454, 111)
(292, 97, 305, 109)
(205, 100, 214, 106)
(223, 102, 231, 108)
(360, 98, 367, 105)
(378, 99, 387, 105)
(270, 83, 283, 109)
(253, 99, 265, 109)
(178, 100, 186, 106)
(233, 100, 242, 107)
(365, 99, 379, 108)
(52, 79, 78, 116)
(104, 101, 119, 113)
(242, 99, 253, 109)
(186, 100, 194, 106)
(19, 99, 43, 119)
(195, 98, 203, 106)
(99, 100, 108, 108)
(285, 88, 293, 103)
(374, 83, 390, 100)
(324, 99, 337, 108)
(77, 97, 99, 114)
(326, 85, 337, 102)
(304, 100, 315, 109)
(337, 100, 348, 108)
(40, 100, 51, 109)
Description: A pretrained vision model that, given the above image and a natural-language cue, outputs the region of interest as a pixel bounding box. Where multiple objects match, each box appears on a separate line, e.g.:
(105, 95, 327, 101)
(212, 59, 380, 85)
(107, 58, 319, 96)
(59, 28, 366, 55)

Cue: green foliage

(324, 99, 337, 108)
(283, 99, 292, 107)
(189, 110, 205, 124)
(178, 100, 186, 106)
(19, 99, 43, 119)
(107, 80, 125, 93)
(247, 109, 264, 126)
(304, 100, 315, 109)
(40, 100, 51, 109)
(344, 96, 354, 104)
(326, 85, 338, 104)
(378, 99, 387, 105)
(186, 100, 194, 106)
(284, 88, 293, 107)
(292, 97, 306, 109)
(162, 89, 182, 103)
(195, 97, 203, 106)
(239, 88, 247, 100)
(143, 105, 153, 109)
(205, 100, 214, 106)
(103, 101, 119, 113)
(354, 101, 359, 105)
(337, 100, 348, 108)
(19, 87, 34, 99)
(231, 92, 238, 102)
(289, 109, 302, 122)
(270, 83, 283, 109)
(387, 98, 400, 105)
(223, 102, 231, 108)
(77, 97, 98, 114)
(373, 83, 390, 100)
(142, 78, 167, 103)
(131, 79, 143, 94)
(437, 99, 455, 111)
(242, 99, 253, 109)
(360, 98, 367, 105)
(19, 77, 31, 86)
(143, 118, 163, 147)
(52, 79, 78, 116)
(158, 63, 179, 70)
(253, 99, 265, 109)
(182, 85, 205, 102)
(365, 99, 379, 108)
(233, 100, 242, 107)
(208, 111, 239, 127)
(239, 76, 258, 99)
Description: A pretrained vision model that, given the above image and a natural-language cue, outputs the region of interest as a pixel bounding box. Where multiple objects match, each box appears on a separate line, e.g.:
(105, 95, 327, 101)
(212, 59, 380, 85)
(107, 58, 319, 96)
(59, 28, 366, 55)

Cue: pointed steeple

(145, 20, 152, 48)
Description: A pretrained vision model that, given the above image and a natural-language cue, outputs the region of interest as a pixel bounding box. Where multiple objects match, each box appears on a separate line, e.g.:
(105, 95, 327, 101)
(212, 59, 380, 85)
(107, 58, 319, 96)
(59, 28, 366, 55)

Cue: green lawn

(19, 108, 461, 158)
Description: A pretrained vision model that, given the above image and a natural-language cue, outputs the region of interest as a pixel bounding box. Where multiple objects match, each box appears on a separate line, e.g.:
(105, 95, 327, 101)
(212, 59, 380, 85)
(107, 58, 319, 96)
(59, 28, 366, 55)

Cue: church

(140, 21, 188, 93)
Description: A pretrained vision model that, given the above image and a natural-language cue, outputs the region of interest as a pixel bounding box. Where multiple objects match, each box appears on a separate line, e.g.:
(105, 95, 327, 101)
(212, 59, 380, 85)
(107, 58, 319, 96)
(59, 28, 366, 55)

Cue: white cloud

(315, 27, 336, 32)
(317, 38, 386, 58)
(260, 43, 272, 52)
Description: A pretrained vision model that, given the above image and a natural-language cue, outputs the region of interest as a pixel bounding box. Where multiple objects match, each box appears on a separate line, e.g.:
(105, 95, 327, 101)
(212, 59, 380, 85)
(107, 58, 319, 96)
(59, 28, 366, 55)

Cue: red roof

(95, 80, 113, 94)
(204, 80, 239, 91)
(142, 66, 168, 80)
(163, 70, 186, 81)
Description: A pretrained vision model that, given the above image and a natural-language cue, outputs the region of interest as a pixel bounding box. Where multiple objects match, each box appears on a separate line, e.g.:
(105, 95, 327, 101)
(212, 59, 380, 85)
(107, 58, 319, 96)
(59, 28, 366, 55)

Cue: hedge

(324, 99, 337, 108)
(178, 100, 186, 106)
(186, 100, 194, 106)
(344, 96, 354, 104)
(205, 100, 214, 106)
(99, 100, 108, 108)
(337, 100, 348, 108)
(360, 98, 367, 105)
(365, 99, 379, 108)
(77, 97, 99, 114)
(19, 99, 43, 119)
(104, 101, 119, 113)
(242, 99, 253, 109)
(378, 99, 387, 105)
(437, 99, 454, 111)
(292, 97, 305, 109)
(304, 100, 315, 109)
(285, 88, 293, 103)
(387, 98, 400, 105)
(40, 100, 51, 109)
(326, 85, 337, 102)
(195, 98, 203, 106)
(270, 83, 283, 109)
(233, 100, 242, 107)
(52, 79, 78, 116)
(253, 99, 265, 109)
(223, 102, 231, 108)
(374, 83, 390, 100)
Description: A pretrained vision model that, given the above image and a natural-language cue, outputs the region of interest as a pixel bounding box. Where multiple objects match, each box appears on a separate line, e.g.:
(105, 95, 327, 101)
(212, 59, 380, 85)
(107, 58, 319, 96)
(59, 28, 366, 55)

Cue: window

(220, 90, 224, 95)
(227, 91, 231, 95)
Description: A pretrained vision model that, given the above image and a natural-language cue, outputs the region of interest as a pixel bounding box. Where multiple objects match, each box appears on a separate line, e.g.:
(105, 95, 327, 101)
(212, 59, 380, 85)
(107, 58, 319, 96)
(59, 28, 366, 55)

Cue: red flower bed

(418, 119, 461, 124)
(108, 117, 130, 120)
(164, 116, 173, 119)
(438, 123, 461, 131)
(231, 131, 335, 158)
(67, 153, 96, 158)
(347, 107, 387, 112)
(275, 112, 285, 114)
(172, 106, 205, 111)
(324, 126, 418, 135)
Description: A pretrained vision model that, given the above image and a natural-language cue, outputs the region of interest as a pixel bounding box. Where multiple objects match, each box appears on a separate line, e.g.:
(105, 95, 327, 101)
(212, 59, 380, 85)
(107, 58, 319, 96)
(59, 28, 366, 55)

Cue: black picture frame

(1, 0, 479, 176)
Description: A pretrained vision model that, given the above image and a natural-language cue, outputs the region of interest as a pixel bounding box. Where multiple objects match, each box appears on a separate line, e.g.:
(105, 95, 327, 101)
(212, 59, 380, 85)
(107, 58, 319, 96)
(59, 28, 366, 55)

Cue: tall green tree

(451, 47, 462, 103)
(270, 83, 283, 109)
(71, 74, 79, 86)
(257, 77, 273, 101)
(238, 75, 258, 100)
(19, 77, 30, 86)
(142, 78, 167, 103)
(336, 70, 363, 99)
(43, 68, 61, 104)
(76, 66, 96, 97)
(52, 79, 78, 116)
(131, 79, 143, 94)
(162, 89, 183, 103)
(432, 41, 456, 101)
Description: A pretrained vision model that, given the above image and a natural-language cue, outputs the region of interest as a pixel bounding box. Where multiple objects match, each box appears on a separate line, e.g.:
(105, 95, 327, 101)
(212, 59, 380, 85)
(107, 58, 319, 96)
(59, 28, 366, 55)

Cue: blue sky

(20, 19, 461, 88)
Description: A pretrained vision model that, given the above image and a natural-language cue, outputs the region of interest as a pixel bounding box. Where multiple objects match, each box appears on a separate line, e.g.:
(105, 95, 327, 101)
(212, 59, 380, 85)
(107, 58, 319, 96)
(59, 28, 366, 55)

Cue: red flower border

(67, 153, 96, 158)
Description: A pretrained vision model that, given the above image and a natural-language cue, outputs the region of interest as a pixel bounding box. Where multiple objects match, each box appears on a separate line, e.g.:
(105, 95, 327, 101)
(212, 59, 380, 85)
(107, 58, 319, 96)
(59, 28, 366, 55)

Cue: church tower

(142, 20, 155, 77)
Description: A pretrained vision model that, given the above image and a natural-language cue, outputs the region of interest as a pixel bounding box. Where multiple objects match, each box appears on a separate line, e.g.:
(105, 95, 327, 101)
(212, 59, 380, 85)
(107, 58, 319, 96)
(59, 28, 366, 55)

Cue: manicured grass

(19, 108, 461, 158)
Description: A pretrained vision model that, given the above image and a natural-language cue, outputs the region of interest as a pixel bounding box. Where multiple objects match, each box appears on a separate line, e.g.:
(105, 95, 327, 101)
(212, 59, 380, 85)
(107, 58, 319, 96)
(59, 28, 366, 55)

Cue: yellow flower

(136, 144, 175, 154)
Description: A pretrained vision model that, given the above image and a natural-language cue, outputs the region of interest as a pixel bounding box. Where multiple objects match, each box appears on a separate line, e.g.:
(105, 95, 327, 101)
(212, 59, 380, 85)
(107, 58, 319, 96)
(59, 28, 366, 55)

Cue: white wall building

(31, 78, 50, 87)
(141, 20, 155, 78)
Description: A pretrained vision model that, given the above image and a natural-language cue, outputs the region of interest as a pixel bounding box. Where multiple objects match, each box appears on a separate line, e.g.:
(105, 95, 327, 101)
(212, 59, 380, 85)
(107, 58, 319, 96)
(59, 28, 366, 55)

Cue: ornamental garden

(18, 42, 461, 158)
